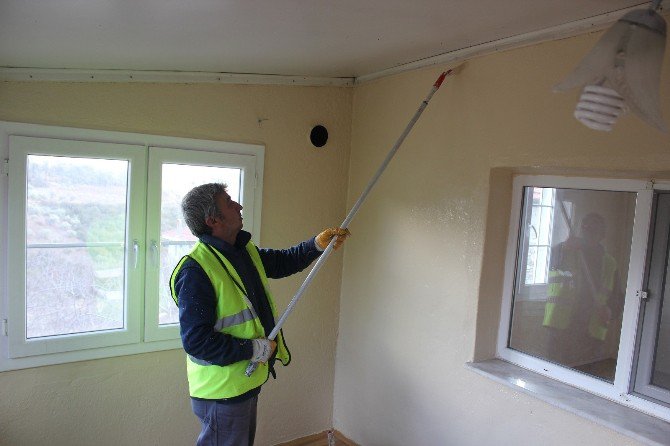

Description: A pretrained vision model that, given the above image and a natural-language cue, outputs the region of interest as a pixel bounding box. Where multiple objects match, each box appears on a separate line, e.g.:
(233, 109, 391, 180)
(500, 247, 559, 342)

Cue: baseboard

(275, 429, 358, 446)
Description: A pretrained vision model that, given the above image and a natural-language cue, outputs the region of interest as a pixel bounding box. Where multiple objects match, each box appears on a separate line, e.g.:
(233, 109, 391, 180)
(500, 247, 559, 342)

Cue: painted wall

(2, 27, 670, 446)
(0, 82, 352, 445)
(333, 32, 669, 445)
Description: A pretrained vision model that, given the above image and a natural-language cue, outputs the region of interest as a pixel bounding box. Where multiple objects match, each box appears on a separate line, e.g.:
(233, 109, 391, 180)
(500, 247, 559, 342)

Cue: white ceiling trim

(356, 3, 661, 83)
(0, 3, 665, 87)
(0, 68, 354, 87)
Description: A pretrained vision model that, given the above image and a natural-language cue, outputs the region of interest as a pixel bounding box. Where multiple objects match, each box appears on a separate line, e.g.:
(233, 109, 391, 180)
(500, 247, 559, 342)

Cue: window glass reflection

(510, 187, 636, 381)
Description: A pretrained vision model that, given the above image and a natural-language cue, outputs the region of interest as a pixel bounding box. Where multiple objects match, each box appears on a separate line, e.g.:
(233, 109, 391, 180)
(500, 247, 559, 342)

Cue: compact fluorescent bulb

(555, 5, 667, 132)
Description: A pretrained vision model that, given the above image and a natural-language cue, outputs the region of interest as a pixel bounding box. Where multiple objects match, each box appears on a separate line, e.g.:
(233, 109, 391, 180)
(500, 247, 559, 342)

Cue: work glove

(251, 338, 277, 364)
(315, 227, 351, 251)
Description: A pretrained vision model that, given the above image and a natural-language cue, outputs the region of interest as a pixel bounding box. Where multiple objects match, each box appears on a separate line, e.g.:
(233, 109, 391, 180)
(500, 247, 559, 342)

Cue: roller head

(434, 71, 449, 88)
(433, 64, 463, 88)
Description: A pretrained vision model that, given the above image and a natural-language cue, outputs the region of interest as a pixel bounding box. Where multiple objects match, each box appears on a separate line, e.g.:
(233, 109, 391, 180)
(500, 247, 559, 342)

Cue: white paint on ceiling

(0, 0, 657, 80)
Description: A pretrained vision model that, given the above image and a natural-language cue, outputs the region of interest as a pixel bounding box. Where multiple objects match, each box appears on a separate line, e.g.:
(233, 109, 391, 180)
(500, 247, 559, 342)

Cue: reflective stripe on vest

(214, 308, 256, 331)
(188, 355, 211, 366)
(170, 240, 291, 399)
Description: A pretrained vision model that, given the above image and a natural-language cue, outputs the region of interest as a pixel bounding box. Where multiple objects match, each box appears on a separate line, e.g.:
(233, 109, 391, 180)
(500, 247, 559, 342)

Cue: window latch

(2, 318, 7, 336)
(636, 290, 649, 301)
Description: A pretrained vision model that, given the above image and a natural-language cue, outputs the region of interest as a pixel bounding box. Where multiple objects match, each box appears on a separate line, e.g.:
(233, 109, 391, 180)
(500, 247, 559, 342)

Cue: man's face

(581, 216, 605, 243)
(211, 191, 243, 239)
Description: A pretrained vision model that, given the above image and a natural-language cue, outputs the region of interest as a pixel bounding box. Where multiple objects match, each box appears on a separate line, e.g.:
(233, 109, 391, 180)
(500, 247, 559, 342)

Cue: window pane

(525, 246, 538, 284)
(525, 187, 554, 285)
(26, 247, 125, 338)
(529, 206, 540, 244)
(541, 187, 555, 206)
(25, 155, 128, 338)
(159, 164, 242, 325)
(509, 187, 635, 382)
(538, 206, 553, 246)
(532, 187, 542, 205)
(535, 246, 549, 284)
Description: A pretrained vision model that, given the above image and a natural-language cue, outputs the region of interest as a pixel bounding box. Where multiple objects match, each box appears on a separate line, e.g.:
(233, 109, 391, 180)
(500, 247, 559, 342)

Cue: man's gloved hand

(316, 227, 351, 251)
(251, 338, 277, 364)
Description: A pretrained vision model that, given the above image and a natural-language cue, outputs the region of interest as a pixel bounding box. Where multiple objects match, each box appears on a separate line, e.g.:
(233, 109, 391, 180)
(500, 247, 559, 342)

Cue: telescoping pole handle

(245, 70, 452, 377)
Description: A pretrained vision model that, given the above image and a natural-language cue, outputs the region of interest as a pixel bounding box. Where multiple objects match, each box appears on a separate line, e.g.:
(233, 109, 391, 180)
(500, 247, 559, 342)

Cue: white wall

(333, 31, 670, 445)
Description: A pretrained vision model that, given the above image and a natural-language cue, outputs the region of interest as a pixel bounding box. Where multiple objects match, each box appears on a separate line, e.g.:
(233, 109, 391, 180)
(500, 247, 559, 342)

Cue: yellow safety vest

(543, 247, 616, 341)
(170, 240, 290, 399)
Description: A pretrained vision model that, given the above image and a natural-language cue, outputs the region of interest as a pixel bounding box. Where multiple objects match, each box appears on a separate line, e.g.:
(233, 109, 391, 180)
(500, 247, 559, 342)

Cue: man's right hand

(251, 338, 277, 363)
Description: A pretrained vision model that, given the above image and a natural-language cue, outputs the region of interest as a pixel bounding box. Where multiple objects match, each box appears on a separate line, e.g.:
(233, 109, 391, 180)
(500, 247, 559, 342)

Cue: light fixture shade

(555, 9, 667, 132)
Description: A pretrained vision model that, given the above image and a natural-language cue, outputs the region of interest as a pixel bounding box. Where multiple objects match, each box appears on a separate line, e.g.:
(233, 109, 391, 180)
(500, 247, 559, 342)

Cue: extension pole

(245, 70, 454, 377)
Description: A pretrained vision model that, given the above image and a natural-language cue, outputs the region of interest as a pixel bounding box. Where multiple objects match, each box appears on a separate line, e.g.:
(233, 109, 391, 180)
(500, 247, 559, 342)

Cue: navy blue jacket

(173, 230, 322, 402)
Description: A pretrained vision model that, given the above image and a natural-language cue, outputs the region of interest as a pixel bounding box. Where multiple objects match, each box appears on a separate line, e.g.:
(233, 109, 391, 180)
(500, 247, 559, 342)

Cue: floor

(276, 430, 358, 446)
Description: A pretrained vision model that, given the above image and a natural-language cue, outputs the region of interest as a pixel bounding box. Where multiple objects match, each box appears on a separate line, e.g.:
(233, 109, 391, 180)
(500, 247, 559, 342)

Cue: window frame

(7, 136, 147, 358)
(0, 121, 264, 372)
(497, 174, 670, 422)
(631, 192, 670, 406)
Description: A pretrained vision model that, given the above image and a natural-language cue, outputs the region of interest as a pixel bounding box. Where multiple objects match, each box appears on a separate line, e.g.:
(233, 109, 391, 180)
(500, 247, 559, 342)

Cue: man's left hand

(316, 227, 351, 250)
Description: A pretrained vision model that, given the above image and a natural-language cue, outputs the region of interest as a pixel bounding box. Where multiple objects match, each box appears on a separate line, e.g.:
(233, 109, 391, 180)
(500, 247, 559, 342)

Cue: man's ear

(205, 215, 219, 229)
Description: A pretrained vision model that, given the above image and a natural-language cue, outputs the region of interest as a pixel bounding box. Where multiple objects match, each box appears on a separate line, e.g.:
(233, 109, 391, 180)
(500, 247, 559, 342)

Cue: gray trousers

(191, 396, 258, 446)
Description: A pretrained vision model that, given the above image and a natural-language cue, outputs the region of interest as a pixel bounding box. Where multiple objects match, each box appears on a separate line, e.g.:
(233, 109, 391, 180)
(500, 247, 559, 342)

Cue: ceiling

(0, 0, 660, 82)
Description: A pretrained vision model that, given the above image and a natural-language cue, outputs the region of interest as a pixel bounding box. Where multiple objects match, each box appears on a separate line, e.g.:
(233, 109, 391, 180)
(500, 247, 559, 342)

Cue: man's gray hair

(181, 183, 227, 237)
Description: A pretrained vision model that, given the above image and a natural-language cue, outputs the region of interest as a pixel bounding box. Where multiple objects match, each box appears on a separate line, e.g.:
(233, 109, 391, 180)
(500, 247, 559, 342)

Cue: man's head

(580, 212, 606, 244)
(181, 183, 243, 242)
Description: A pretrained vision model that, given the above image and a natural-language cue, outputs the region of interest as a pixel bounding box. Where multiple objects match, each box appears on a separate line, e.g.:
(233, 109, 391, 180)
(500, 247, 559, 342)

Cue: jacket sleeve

(257, 237, 322, 279)
(175, 259, 254, 366)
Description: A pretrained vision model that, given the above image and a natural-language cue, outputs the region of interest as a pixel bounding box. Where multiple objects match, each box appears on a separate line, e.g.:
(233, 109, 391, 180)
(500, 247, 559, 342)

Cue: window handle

(150, 240, 159, 267)
(132, 239, 139, 269)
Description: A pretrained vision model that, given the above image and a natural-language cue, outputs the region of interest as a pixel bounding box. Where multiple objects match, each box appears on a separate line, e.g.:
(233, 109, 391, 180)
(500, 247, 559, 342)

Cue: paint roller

(245, 68, 458, 377)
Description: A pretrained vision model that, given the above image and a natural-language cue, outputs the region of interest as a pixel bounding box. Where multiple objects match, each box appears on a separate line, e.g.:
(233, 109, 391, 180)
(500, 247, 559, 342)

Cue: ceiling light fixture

(555, 0, 667, 132)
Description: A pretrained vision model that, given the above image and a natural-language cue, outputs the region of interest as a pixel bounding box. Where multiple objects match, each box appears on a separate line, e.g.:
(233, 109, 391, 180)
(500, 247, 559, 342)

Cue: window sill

(466, 359, 670, 446)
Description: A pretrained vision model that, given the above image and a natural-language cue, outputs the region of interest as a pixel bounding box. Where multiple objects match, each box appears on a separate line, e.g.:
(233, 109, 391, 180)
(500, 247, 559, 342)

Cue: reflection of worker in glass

(543, 212, 621, 371)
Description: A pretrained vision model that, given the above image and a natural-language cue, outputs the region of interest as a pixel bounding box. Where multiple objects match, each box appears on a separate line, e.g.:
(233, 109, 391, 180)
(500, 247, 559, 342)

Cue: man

(543, 212, 622, 375)
(170, 183, 348, 446)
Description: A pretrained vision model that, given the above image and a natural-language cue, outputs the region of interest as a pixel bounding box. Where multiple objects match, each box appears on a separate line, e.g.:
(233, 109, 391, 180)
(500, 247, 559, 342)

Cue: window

(498, 175, 670, 421)
(0, 122, 264, 370)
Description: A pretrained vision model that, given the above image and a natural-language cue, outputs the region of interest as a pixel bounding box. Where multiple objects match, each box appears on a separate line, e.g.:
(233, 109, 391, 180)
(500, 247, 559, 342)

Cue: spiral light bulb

(574, 85, 627, 131)
(554, 3, 667, 132)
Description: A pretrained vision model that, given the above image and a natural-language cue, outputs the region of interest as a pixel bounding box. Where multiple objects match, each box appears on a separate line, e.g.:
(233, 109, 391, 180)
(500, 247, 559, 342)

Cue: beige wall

(2, 28, 670, 446)
(0, 82, 352, 445)
(333, 32, 669, 445)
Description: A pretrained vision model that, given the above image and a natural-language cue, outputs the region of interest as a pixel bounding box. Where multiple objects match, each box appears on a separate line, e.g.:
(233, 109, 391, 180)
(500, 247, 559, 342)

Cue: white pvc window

(0, 122, 264, 371)
(498, 175, 670, 422)
(7, 137, 145, 358)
